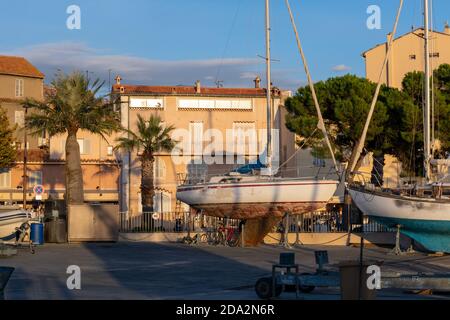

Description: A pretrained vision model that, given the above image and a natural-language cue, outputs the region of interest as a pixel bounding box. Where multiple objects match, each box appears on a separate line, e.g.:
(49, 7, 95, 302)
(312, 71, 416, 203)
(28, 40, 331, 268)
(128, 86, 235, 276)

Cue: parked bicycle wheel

(227, 232, 240, 247)
(200, 233, 208, 243)
(216, 230, 226, 245)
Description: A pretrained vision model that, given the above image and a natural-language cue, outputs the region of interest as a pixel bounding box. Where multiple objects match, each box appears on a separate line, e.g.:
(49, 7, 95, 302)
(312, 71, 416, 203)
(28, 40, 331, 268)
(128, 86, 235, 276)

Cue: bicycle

(217, 225, 241, 247)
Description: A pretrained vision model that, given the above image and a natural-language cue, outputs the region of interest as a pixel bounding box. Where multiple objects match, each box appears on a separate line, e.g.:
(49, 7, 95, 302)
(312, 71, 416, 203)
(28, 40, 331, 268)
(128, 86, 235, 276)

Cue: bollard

(0, 267, 15, 300)
(338, 261, 377, 300)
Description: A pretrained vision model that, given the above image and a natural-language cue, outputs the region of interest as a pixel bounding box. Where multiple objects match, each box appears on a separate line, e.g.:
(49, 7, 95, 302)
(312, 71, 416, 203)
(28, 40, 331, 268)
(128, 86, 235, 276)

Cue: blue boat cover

(231, 159, 267, 174)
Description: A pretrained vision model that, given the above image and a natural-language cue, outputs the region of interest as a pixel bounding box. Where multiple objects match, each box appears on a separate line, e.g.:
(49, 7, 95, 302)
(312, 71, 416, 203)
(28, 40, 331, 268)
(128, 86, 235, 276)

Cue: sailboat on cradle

(176, 0, 340, 220)
(348, 0, 450, 253)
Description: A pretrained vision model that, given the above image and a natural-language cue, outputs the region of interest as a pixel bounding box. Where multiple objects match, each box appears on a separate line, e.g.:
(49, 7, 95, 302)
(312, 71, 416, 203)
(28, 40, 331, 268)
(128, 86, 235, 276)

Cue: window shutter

(83, 139, 91, 155)
(15, 111, 24, 126)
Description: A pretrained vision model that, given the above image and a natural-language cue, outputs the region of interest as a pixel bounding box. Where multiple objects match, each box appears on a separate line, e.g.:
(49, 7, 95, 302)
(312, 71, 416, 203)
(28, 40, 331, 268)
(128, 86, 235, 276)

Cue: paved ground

(1, 241, 450, 300)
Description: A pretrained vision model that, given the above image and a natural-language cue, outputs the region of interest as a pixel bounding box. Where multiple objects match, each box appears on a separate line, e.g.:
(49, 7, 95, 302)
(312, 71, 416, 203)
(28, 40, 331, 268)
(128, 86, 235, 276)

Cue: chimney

(115, 75, 122, 85)
(445, 22, 450, 35)
(195, 80, 201, 93)
(254, 76, 261, 89)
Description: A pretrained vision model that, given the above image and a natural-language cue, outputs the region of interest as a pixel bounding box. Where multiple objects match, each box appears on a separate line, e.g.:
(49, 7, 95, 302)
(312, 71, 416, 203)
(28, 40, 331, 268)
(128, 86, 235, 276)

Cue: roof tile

(0, 55, 44, 79)
(112, 84, 270, 97)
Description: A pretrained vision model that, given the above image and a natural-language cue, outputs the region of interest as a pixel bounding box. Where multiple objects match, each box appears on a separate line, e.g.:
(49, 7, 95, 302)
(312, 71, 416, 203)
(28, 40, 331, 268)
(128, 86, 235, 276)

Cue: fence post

(241, 222, 245, 248)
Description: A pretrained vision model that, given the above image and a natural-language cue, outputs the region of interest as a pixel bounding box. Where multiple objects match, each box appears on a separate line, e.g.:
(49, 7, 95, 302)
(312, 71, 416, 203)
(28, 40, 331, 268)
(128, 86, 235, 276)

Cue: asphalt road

(1, 242, 450, 300)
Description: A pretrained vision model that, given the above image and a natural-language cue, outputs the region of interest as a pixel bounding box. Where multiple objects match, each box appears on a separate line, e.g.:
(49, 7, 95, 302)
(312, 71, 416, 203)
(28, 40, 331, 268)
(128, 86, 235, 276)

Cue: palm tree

(115, 114, 176, 212)
(24, 71, 121, 205)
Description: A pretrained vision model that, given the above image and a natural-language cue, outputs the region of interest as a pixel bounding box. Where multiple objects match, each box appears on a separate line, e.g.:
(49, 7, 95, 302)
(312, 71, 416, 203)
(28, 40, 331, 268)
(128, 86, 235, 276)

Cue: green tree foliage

(285, 75, 394, 163)
(400, 64, 450, 175)
(285, 64, 450, 180)
(0, 105, 17, 168)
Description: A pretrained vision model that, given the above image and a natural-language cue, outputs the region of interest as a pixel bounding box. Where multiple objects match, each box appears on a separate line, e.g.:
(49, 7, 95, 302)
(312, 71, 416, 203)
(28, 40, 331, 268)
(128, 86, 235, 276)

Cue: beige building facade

(112, 78, 297, 214)
(363, 25, 450, 89)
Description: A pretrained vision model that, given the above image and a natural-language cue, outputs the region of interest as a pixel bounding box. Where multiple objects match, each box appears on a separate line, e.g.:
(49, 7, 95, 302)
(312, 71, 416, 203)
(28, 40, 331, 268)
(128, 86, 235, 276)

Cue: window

(15, 111, 25, 126)
(178, 98, 252, 110)
(189, 122, 203, 155)
(77, 139, 91, 155)
(409, 54, 416, 60)
(107, 145, 113, 156)
(430, 52, 440, 58)
(0, 169, 11, 189)
(153, 192, 171, 213)
(16, 142, 29, 150)
(15, 79, 24, 97)
(154, 157, 166, 180)
(313, 157, 326, 167)
(130, 98, 164, 108)
(27, 170, 42, 187)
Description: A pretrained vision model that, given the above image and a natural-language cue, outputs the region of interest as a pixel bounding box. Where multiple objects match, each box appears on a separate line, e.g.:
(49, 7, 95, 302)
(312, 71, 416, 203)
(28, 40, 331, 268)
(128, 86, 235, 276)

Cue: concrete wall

(68, 204, 119, 242)
(119, 232, 410, 247)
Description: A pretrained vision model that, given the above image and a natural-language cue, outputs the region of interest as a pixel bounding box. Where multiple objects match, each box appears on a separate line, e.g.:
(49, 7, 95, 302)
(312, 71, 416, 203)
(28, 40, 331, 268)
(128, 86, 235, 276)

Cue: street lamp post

(22, 105, 29, 209)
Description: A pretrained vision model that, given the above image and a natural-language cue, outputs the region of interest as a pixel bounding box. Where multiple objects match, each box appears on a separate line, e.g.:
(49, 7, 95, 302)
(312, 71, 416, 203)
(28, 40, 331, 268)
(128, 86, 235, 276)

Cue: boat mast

(265, 0, 272, 171)
(423, 0, 432, 182)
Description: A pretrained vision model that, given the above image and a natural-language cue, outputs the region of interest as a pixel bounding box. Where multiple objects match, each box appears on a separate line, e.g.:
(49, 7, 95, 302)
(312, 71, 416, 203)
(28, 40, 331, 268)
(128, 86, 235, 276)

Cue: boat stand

(389, 225, 415, 256)
(278, 213, 292, 249)
(0, 225, 36, 256)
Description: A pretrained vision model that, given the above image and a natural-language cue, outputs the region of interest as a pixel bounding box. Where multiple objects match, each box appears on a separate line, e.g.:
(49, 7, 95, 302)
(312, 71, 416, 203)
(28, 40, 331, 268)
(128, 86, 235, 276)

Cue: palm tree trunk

(65, 132, 84, 204)
(141, 155, 155, 213)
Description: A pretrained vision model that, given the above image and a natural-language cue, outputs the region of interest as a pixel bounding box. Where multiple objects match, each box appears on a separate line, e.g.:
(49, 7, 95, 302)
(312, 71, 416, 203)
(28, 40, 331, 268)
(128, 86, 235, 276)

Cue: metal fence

(120, 210, 392, 234)
(119, 211, 240, 233)
(287, 211, 392, 233)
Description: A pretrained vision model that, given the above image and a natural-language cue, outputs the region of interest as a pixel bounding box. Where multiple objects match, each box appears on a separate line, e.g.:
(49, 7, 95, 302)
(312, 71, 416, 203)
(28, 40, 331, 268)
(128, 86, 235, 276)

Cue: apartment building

(363, 24, 450, 89)
(112, 77, 297, 214)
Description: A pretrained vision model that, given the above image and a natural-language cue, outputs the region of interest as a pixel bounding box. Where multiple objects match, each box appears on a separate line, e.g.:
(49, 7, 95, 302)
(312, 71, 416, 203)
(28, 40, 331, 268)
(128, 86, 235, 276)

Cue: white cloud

(332, 64, 351, 72)
(239, 72, 258, 79)
(2, 41, 304, 91)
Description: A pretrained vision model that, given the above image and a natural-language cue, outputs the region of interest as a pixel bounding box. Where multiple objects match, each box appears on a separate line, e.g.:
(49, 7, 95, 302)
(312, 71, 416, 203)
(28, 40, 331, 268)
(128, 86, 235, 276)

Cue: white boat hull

(177, 179, 338, 219)
(349, 187, 450, 253)
(0, 210, 31, 241)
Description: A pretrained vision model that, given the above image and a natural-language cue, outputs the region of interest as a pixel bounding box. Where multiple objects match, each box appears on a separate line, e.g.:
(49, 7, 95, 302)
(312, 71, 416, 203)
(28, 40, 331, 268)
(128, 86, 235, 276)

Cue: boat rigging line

(284, 0, 340, 178)
(347, 0, 404, 181)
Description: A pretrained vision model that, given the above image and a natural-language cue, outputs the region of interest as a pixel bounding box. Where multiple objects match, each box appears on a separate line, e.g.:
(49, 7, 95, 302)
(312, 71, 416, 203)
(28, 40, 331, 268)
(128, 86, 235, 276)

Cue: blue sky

(1, 0, 449, 92)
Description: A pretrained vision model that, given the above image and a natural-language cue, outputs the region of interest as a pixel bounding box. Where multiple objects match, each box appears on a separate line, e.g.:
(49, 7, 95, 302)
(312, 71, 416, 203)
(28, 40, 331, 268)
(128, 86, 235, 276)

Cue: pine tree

(0, 105, 16, 168)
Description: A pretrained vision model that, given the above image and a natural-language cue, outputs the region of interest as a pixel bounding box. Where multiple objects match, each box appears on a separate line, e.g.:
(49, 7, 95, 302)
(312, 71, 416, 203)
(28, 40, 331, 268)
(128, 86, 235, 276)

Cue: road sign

(152, 213, 160, 220)
(33, 184, 44, 195)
